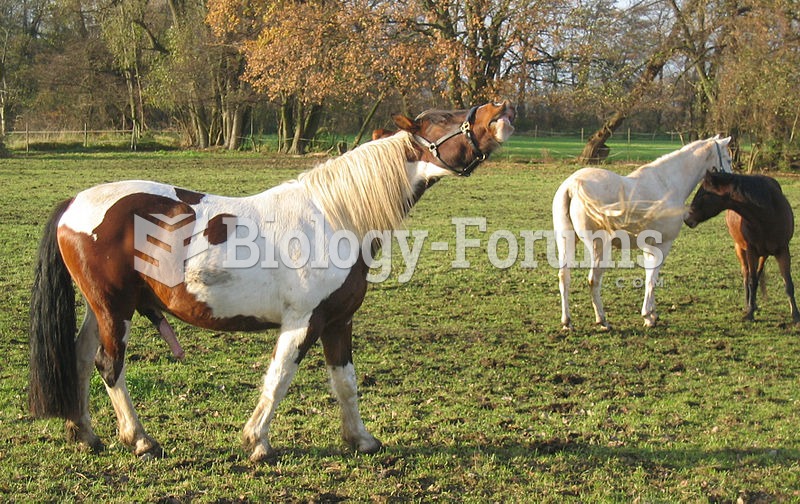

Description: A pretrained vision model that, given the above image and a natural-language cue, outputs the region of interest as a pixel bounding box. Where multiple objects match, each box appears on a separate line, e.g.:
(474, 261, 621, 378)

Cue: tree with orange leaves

(208, 0, 439, 153)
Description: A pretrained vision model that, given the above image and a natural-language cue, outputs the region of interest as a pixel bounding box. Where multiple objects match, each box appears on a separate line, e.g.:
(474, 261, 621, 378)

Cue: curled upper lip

(492, 101, 516, 124)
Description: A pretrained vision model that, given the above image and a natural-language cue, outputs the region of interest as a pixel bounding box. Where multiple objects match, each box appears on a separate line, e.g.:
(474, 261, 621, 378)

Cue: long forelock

(299, 132, 415, 239)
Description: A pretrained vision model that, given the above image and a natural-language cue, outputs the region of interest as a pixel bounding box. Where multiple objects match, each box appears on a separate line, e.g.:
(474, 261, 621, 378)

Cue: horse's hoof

(82, 437, 105, 454)
(351, 436, 382, 455)
(134, 439, 163, 459)
(138, 451, 158, 462)
(561, 324, 574, 332)
(249, 443, 277, 463)
(66, 422, 104, 453)
(596, 322, 612, 331)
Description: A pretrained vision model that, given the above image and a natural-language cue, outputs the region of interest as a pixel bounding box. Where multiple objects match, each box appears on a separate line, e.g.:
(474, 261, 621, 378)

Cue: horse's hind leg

(321, 318, 381, 454)
(587, 242, 610, 330)
(65, 307, 103, 452)
(556, 230, 575, 330)
(96, 314, 162, 458)
(774, 249, 800, 323)
(558, 265, 572, 330)
(243, 322, 318, 462)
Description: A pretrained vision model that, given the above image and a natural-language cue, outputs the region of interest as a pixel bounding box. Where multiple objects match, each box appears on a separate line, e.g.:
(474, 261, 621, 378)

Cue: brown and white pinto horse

(28, 101, 516, 461)
(685, 171, 800, 323)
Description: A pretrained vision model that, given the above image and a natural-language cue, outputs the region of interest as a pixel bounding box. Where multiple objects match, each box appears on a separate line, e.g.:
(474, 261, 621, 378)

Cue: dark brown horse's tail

(28, 199, 79, 420)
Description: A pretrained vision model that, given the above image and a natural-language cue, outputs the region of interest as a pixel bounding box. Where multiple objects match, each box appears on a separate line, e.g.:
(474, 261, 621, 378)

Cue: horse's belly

(182, 247, 352, 327)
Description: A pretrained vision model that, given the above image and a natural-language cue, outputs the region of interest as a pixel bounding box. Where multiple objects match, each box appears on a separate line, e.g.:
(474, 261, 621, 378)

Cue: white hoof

(248, 441, 275, 463)
(346, 433, 382, 454)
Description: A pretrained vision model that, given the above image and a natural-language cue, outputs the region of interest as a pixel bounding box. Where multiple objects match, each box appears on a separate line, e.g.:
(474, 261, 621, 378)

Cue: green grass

(2, 150, 800, 502)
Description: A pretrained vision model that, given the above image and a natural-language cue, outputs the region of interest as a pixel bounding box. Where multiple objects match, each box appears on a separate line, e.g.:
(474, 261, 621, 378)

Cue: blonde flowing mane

(299, 132, 415, 239)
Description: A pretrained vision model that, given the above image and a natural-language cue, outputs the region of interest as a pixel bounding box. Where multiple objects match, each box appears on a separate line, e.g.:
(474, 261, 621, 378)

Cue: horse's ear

(392, 114, 419, 134)
(719, 136, 732, 146)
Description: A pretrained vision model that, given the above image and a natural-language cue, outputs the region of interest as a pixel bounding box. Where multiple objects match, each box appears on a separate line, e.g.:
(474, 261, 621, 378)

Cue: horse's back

(727, 176, 795, 253)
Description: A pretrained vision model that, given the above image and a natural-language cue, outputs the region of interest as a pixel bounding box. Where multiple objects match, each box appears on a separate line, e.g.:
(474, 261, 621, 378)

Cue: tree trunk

(351, 94, 384, 148)
(226, 105, 246, 150)
(287, 101, 322, 155)
(190, 104, 209, 148)
(278, 99, 293, 153)
(578, 20, 683, 163)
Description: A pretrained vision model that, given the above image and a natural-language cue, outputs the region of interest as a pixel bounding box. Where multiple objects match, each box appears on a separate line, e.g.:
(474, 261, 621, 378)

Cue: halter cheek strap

(714, 141, 727, 172)
(412, 106, 488, 177)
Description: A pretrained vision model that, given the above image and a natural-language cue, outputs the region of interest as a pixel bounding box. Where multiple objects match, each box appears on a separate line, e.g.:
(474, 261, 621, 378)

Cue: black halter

(714, 140, 726, 172)
(412, 106, 488, 177)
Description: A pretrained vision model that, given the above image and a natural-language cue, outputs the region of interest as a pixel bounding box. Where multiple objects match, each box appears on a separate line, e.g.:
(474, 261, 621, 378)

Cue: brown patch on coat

(175, 187, 205, 205)
(204, 213, 237, 245)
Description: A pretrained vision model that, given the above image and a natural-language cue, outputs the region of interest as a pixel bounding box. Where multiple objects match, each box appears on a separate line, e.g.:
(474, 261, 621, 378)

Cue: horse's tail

(28, 199, 79, 420)
(552, 180, 575, 267)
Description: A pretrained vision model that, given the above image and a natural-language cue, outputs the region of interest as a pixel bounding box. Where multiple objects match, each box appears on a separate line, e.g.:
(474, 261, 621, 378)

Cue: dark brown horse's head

(390, 100, 516, 176)
(684, 171, 736, 228)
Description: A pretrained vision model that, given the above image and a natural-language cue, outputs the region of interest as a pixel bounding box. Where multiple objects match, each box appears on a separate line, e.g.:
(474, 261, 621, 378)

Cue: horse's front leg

(743, 251, 760, 321)
(641, 240, 672, 328)
(321, 318, 381, 454)
(243, 323, 317, 462)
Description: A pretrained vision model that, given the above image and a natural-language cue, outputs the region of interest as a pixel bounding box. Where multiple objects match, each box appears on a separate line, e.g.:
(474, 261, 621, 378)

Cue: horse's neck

(724, 197, 762, 223)
(640, 148, 709, 200)
(404, 160, 452, 206)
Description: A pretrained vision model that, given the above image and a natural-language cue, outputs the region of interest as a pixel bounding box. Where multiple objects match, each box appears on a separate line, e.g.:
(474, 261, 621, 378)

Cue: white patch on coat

(60, 180, 178, 236)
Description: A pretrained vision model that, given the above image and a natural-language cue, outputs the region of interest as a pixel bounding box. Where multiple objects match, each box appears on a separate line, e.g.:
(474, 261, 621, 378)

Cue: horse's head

(684, 171, 735, 228)
(709, 135, 734, 173)
(392, 100, 516, 177)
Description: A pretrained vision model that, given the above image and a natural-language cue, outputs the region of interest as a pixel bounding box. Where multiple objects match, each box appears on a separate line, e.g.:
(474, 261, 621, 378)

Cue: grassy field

(1, 148, 800, 502)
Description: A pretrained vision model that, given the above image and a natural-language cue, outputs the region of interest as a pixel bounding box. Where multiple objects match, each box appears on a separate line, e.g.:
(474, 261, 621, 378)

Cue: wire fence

(3, 126, 701, 164)
(5, 126, 142, 151)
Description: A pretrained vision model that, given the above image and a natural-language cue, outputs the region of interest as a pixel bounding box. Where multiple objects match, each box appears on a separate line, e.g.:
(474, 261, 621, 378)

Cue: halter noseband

(412, 106, 488, 177)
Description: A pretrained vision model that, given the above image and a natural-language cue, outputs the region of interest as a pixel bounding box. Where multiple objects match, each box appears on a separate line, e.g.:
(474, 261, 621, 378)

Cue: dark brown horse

(28, 101, 516, 461)
(685, 171, 800, 323)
